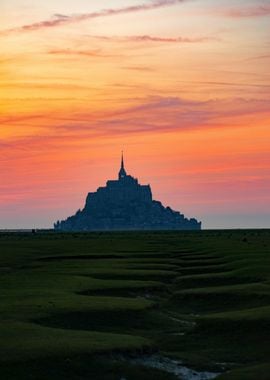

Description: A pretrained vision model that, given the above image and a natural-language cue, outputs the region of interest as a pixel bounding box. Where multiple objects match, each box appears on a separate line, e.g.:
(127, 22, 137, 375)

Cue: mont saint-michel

(54, 155, 201, 231)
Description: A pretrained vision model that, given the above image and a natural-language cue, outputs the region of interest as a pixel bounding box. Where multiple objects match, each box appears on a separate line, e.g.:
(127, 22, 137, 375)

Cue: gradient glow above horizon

(1, 0, 270, 229)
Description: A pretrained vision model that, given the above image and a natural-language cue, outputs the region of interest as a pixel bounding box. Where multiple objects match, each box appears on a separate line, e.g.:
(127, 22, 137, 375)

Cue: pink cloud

(1, 96, 269, 152)
(218, 4, 270, 18)
(247, 54, 270, 61)
(93, 34, 215, 43)
(0, 0, 189, 35)
(47, 48, 116, 58)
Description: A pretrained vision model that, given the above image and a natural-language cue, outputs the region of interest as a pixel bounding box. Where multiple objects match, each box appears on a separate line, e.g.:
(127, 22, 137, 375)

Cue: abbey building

(54, 154, 201, 231)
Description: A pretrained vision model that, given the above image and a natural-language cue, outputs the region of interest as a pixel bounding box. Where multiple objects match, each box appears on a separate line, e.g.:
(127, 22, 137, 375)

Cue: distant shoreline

(0, 229, 54, 233)
(0, 228, 269, 232)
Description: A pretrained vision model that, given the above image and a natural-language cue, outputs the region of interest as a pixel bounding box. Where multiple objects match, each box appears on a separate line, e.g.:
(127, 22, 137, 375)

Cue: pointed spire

(118, 151, 127, 180)
(121, 151, 124, 169)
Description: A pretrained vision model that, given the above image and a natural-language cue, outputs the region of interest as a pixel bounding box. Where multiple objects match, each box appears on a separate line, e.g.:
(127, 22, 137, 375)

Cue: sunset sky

(1, 0, 270, 229)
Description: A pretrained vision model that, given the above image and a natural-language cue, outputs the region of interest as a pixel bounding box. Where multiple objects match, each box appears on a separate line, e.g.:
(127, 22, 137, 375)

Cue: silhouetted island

(54, 154, 201, 231)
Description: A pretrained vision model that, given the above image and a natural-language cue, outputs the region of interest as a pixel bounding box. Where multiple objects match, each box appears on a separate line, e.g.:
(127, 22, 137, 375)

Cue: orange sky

(1, 0, 270, 228)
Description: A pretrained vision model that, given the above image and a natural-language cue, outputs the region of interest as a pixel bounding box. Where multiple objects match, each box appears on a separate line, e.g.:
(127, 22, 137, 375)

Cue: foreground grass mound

(0, 230, 269, 379)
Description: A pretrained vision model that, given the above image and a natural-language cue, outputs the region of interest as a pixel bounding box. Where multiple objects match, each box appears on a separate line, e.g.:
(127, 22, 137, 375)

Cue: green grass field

(0, 230, 269, 379)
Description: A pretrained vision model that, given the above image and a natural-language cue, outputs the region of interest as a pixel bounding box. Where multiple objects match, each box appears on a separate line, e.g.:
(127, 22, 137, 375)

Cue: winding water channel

(118, 354, 220, 380)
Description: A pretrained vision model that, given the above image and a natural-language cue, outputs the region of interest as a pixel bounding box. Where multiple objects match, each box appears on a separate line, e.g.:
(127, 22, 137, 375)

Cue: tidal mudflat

(0, 230, 269, 379)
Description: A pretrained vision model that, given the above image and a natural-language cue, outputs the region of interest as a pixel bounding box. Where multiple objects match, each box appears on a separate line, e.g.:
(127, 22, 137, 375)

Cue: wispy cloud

(179, 80, 270, 89)
(122, 66, 155, 72)
(247, 54, 270, 61)
(46, 34, 214, 60)
(48, 48, 116, 58)
(94, 34, 215, 43)
(1, 0, 189, 35)
(218, 4, 270, 18)
(9, 96, 270, 137)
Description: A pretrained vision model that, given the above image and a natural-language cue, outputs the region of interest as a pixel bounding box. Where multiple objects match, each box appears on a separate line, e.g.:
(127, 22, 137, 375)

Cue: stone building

(54, 154, 201, 231)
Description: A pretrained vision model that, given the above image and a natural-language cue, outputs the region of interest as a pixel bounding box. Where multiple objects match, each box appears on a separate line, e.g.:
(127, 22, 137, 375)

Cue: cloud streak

(218, 4, 270, 18)
(46, 35, 214, 59)
(1, 0, 189, 35)
(122, 66, 155, 72)
(94, 34, 214, 43)
(247, 54, 270, 61)
(48, 48, 116, 58)
(4, 96, 269, 141)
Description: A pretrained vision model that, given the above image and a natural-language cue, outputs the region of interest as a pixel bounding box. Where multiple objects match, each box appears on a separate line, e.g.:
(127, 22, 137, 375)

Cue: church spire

(118, 151, 127, 180)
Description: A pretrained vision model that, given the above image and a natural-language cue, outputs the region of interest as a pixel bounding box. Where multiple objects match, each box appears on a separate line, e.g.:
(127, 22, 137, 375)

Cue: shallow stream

(118, 354, 220, 380)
